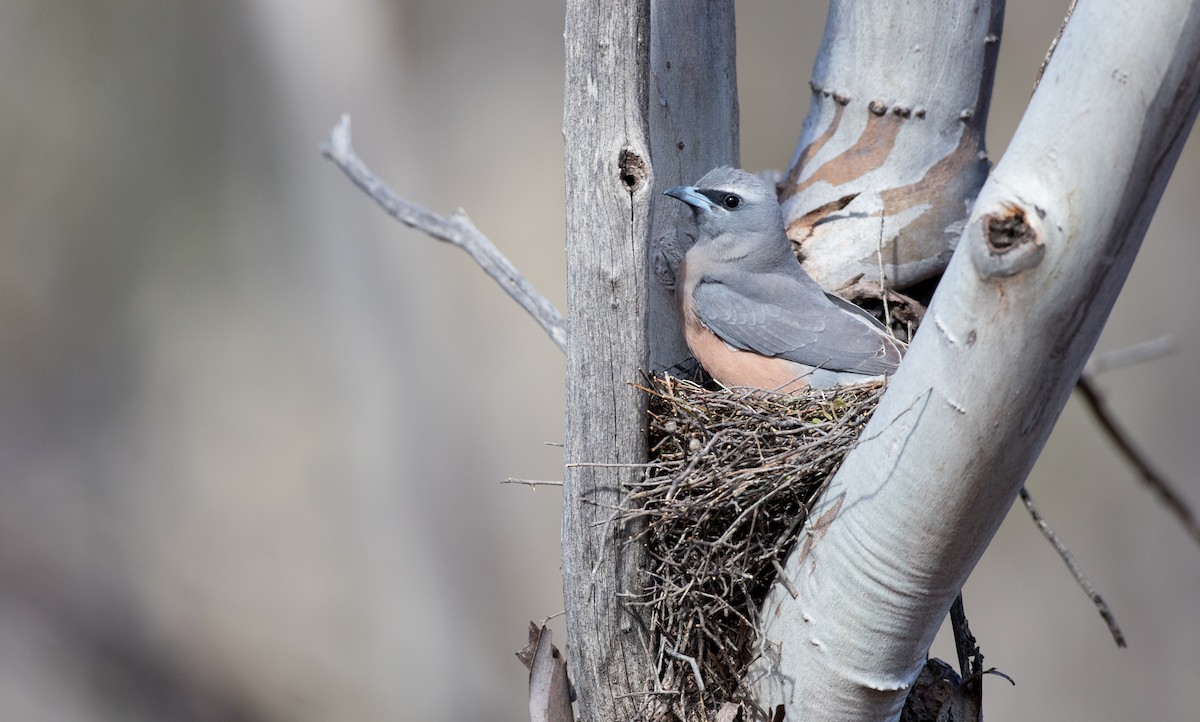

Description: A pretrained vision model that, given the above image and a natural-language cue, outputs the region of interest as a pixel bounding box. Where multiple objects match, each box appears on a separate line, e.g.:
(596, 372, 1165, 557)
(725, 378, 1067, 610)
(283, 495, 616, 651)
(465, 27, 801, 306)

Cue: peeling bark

(779, 0, 1003, 293)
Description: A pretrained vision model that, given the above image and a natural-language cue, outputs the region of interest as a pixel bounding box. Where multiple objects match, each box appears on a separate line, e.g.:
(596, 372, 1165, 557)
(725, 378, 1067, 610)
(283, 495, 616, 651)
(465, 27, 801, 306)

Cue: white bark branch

(751, 0, 1200, 718)
(320, 114, 568, 353)
(779, 0, 1003, 292)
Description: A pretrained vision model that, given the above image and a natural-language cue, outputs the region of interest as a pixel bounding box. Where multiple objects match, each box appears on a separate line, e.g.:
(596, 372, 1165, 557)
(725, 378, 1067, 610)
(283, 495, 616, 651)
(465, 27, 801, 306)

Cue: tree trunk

(561, 2, 654, 719)
(561, 1, 737, 720)
(779, 0, 1004, 293)
(646, 0, 739, 374)
(749, 0, 1200, 719)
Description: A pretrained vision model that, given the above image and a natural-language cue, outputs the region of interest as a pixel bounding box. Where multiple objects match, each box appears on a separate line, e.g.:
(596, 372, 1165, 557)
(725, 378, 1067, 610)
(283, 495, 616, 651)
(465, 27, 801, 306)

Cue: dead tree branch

(321, 114, 567, 353)
(1074, 375, 1200, 546)
(1019, 487, 1126, 647)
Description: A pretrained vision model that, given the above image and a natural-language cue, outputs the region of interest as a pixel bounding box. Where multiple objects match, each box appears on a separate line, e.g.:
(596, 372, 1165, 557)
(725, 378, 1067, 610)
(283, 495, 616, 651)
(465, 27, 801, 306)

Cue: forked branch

(320, 114, 567, 353)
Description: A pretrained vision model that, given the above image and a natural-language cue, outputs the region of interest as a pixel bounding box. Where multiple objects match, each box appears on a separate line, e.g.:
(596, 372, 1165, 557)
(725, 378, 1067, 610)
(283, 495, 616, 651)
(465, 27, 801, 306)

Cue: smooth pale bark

(779, 0, 1002, 293)
(562, 2, 738, 720)
(749, 1, 1200, 719)
(646, 0, 738, 374)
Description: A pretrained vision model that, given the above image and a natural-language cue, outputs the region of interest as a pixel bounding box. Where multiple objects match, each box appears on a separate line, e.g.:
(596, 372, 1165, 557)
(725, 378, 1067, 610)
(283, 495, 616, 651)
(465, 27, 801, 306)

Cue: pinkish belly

(684, 320, 812, 392)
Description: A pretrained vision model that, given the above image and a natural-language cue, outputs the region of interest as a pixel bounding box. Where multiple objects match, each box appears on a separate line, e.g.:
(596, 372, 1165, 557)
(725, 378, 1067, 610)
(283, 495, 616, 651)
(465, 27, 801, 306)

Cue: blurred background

(1, 1, 1196, 720)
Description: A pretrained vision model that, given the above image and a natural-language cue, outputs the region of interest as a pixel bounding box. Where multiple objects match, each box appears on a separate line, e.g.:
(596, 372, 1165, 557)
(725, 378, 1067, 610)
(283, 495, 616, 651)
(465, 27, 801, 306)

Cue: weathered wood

(562, 2, 739, 720)
(750, 0, 1200, 718)
(646, 0, 739, 374)
(562, 1, 655, 720)
(779, 0, 1003, 293)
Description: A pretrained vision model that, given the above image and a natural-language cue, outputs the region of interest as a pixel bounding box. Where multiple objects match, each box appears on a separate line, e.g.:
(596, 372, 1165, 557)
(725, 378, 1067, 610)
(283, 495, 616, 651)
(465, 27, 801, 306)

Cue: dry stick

(663, 644, 706, 694)
(876, 216, 892, 332)
(1074, 374, 1200, 546)
(320, 114, 568, 353)
(1034, 0, 1079, 90)
(1085, 335, 1177, 375)
(1019, 487, 1126, 648)
(948, 594, 980, 680)
(502, 478, 565, 488)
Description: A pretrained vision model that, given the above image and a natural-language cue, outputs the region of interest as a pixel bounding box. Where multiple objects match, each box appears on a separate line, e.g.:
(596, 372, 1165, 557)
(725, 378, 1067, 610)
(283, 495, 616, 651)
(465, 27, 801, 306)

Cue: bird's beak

(664, 185, 716, 211)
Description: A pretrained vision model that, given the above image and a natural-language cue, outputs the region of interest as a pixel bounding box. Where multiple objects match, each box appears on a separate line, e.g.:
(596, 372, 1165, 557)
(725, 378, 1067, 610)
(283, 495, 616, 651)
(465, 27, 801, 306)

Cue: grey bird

(664, 166, 904, 391)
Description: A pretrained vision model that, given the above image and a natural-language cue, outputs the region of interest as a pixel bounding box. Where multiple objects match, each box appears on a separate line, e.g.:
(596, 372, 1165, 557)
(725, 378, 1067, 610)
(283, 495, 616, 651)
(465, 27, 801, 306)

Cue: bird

(664, 166, 904, 392)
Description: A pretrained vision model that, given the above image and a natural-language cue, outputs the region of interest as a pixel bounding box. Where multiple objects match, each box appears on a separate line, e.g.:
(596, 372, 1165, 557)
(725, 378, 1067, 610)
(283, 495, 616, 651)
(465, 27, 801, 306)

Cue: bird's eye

(722, 194, 742, 209)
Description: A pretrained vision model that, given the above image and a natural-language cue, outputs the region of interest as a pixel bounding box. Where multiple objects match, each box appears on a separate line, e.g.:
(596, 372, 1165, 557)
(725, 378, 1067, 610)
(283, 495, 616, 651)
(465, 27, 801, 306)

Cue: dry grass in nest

(621, 374, 885, 720)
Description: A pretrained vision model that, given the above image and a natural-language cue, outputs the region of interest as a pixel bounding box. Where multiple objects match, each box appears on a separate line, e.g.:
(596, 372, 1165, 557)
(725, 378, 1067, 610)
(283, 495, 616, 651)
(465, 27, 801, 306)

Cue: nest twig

(621, 375, 885, 719)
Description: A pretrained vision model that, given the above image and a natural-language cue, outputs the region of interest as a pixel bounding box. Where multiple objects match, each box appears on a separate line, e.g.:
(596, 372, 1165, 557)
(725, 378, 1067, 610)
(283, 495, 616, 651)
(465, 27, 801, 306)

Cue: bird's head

(663, 166, 784, 240)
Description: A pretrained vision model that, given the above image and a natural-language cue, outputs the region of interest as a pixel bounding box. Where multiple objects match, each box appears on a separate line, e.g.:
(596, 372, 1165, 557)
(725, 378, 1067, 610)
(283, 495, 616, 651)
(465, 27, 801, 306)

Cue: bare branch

(663, 643, 705, 694)
(1034, 0, 1079, 90)
(503, 478, 565, 488)
(1084, 335, 1177, 376)
(320, 114, 567, 353)
(1019, 487, 1126, 647)
(1074, 375, 1200, 546)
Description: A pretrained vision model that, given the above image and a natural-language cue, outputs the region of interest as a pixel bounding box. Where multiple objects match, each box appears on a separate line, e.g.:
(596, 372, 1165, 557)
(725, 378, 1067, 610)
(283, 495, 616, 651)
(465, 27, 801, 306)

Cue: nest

(621, 375, 886, 720)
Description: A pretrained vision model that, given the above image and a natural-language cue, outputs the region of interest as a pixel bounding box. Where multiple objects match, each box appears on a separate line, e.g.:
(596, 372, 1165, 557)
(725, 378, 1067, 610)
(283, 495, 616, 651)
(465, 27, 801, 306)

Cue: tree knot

(618, 148, 649, 192)
(971, 204, 1045, 279)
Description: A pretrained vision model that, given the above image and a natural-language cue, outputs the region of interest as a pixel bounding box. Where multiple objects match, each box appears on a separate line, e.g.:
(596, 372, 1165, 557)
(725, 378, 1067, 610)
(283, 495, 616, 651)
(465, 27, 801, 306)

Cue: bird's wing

(692, 274, 902, 375)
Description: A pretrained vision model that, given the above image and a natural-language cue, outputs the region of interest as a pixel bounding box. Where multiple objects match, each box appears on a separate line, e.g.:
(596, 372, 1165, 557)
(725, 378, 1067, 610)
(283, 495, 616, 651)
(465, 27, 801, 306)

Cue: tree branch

(320, 114, 567, 353)
(751, 1, 1200, 717)
(777, 0, 1003, 293)
(645, 0, 739, 374)
(1019, 486, 1126, 647)
(561, 1, 739, 720)
(1084, 335, 1177, 375)
(1074, 374, 1200, 546)
(561, 1, 657, 718)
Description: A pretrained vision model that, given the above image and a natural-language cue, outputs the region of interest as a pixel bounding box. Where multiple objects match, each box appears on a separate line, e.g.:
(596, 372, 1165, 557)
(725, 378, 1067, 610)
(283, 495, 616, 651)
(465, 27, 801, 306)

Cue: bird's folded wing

(693, 277, 901, 375)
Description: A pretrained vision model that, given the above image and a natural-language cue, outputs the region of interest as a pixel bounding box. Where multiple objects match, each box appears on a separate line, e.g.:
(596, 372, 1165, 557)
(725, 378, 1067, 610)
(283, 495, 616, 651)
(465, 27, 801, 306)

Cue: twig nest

(623, 375, 885, 720)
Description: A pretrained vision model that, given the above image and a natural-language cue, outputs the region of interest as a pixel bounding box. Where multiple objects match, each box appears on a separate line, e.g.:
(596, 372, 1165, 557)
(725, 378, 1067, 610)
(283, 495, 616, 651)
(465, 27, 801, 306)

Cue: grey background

(1, 2, 1196, 720)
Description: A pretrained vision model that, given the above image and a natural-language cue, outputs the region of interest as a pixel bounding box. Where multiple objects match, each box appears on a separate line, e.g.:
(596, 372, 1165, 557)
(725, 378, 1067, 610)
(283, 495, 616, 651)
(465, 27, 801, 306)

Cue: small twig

(948, 594, 986, 720)
(949, 594, 981, 680)
(502, 478, 565, 488)
(1019, 486, 1126, 647)
(771, 559, 799, 600)
(566, 461, 665, 469)
(663, 644, 705, 693)
(876, 216, 892, 332)
(1034, 0, 1079, 91)
(320, 114, 567, 352)
(1084, 335, 1177, 376)
(541, 610, 567, 625)
(1075, 374, 1200, 546)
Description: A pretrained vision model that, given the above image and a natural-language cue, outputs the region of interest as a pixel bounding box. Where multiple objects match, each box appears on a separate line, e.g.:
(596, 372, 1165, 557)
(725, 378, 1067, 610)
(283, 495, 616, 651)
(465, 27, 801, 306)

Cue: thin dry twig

(320, 114, 567, 352)
(1034, 0, 1079, 90)
(1085, 336, 1177, 375)
(1019, 486, 1126, 647)
(1074, 375, 1200, 547)
(503, 478, 565, 488)
(949, 594, 981, 680)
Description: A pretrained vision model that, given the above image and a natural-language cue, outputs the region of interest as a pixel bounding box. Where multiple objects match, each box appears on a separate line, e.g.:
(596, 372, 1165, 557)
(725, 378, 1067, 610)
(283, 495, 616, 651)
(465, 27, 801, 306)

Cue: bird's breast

(676, 258, 813, 392)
